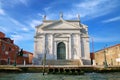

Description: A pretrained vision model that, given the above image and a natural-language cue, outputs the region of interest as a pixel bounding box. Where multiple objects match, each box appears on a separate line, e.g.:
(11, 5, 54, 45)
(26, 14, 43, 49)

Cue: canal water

(0, 72, 120, 80)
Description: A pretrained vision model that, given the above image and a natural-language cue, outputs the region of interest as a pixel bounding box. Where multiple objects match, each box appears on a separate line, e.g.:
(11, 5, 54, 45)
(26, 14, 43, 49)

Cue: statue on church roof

(60, 12, 63, 20)
(43, 15, 46, 20)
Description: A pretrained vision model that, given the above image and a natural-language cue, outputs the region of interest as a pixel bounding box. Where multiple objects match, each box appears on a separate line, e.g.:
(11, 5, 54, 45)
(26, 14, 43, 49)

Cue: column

(43, 34, 46, 58)
(81, 37, 85, 58)
(69, 34, 72, 59)
(51, 34, 54, 59)
(78, 33, 81, 58)
(85, 38, 90, 60)
(82, 36, 90, 60)
(34, 38, 37, 58)
(71, 34, 73, 59)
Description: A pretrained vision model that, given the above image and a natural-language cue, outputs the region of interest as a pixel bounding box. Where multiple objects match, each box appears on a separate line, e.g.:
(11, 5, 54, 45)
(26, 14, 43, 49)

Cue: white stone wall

(45, 34, 54, 59)
(71, 34, 78, 59)
(81, 37, 90, 60)
(33, 19, 90, 65)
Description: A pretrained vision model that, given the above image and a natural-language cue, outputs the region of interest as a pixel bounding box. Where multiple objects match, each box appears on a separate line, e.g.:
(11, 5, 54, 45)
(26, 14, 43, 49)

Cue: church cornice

(34, 36, 41, 38)
(43, 20, 80, 22)
(43, 28, 81, 30)
(35, 24, 43, 28)
(81, 35, 89, 38)
(41, 19, 81, 30)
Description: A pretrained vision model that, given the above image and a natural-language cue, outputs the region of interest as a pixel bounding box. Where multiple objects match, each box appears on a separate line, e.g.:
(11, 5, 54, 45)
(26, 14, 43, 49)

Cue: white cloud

(102, 16, 120, 23)
(22, 27, 29, 31)
(30, 20, 42, 28)
(38, 13, 44, 18)
(0, 0, 29, 8)
(44, 7, 51, 12)
(72, 0, 119, 19)
(0, 9, 5, 15)
(0, 12, 31, 33)
(0, 1, 5, 15)
(13, 0, 29, 6)
(11, 34, 23, 42)
(10, 32, 33, 43)
(0, 26, 8, 32)
(64, 13, 79, 20)
(0, 1, 31, 33)
(43, 0, 119, 20)
(10, 32, 34, 52)
(19, 0, 28, 6)
(7, 16, 30, 32)
(9, 17, 23, 26)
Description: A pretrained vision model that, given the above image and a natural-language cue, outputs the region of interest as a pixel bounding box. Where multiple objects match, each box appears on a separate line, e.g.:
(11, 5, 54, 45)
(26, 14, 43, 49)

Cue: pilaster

(65, 41, 68, 59)
(51, 34, 54, 58)
(54, 41, 57, 60)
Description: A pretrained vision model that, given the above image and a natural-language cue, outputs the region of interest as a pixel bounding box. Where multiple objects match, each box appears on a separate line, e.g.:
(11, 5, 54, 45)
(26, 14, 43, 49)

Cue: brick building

(90, 52, 95, 65)
(0, 32, 33, 65)
(16, 50, 33, 65)
(95, 44, 120, 66)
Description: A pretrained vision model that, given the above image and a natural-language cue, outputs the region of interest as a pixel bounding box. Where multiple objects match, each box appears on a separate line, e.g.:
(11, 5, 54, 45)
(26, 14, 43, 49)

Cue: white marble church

(33, 14, 90, 65)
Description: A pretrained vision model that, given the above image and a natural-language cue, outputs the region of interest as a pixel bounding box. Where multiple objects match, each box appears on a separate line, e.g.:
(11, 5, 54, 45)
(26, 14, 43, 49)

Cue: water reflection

(0, 72, 120, 80)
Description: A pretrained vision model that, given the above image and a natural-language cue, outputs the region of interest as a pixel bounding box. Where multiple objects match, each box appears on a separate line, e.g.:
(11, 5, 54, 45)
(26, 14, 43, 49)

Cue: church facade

(33, 14, 90, 65)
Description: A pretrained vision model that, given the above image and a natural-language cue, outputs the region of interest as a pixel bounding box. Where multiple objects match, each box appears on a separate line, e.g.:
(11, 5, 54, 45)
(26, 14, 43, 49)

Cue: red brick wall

(0, 40, 33, 65)
(0, 32, 5, 38)
(0, 32, 33, 65)
(0, 39, 19, 65)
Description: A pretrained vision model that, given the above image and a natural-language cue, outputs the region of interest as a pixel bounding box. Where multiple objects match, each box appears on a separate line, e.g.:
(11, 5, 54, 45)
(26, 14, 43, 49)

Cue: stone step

(45, 59, 81, 65)
(82, 59, 91, 65)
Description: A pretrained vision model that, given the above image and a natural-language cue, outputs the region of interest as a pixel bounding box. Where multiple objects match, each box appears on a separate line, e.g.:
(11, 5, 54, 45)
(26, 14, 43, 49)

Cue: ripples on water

(0, 72, 120, 80)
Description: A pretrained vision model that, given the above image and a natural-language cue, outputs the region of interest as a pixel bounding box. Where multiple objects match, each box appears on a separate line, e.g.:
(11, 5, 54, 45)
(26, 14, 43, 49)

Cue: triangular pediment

(54, 33, 69, 38)
(41, 20, 81, 30)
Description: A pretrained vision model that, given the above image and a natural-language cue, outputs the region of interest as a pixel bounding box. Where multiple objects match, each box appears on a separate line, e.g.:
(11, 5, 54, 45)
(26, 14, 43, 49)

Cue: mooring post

(43, 48, 46, 75)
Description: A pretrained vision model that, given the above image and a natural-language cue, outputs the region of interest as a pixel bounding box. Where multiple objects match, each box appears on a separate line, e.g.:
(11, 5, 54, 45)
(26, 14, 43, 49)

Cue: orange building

(0, 32, 33, 65)
(95, 44, 120, 66)
(23, 50, 33, 64)
(16, 51, 33, 65)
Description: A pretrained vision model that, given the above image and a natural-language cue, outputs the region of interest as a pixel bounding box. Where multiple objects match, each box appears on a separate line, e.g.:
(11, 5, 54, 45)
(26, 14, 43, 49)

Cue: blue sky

(0, 0, 120, 53)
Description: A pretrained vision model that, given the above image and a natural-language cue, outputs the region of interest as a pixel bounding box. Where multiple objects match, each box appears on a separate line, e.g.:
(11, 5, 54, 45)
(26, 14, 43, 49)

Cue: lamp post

(43, 43, 47, 75)
(13, 51, 17, 66)
(104, 47, 108, 68)
(5, 51, 10, 65)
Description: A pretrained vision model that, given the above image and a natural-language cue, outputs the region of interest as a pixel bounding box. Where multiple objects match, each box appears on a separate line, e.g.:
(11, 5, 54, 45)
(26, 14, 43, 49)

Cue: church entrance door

(57, 42, 66, 60)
